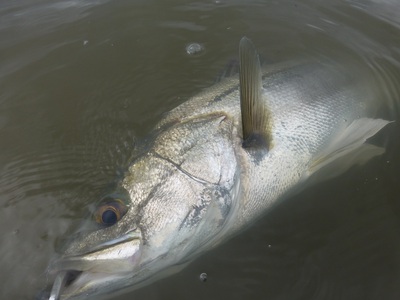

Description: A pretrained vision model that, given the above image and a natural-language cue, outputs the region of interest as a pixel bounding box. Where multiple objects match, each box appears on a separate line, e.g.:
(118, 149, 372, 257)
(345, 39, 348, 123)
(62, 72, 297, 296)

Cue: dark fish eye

(94, 198, 128, 226)
(101, 208, 118, 225)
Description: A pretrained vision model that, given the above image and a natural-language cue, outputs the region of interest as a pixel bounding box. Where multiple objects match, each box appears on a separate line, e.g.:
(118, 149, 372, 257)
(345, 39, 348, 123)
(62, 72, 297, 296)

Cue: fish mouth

(48, 232, 142, 300)
(48, 269, 128, 300)
(49, 270, 82, 300)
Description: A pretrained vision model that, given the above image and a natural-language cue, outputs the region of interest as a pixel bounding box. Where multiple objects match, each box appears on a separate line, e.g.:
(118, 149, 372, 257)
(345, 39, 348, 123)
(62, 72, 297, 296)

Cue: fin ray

(239, 37, 272, 149)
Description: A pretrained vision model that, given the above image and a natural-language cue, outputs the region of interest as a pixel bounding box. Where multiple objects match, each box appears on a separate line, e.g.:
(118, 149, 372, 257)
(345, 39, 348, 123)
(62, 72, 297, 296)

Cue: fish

(44, 37, 390, 300)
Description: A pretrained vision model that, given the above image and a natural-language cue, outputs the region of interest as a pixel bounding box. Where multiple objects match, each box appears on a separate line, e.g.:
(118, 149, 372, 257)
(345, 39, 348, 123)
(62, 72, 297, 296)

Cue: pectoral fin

(308, 118, 391, 179)
(239, 37, 272, 150)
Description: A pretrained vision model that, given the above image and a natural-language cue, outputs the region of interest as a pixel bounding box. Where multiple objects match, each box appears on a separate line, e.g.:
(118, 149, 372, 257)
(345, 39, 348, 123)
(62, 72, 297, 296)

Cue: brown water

(1, 0, 400, 299)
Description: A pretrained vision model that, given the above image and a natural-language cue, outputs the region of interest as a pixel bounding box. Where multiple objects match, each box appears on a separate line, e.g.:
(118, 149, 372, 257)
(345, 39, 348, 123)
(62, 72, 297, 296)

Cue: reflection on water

(0, 0, 399, 299)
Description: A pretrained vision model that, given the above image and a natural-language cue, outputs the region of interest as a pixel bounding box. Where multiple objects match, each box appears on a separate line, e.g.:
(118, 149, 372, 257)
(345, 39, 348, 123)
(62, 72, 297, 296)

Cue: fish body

(45, 38, 389, 300)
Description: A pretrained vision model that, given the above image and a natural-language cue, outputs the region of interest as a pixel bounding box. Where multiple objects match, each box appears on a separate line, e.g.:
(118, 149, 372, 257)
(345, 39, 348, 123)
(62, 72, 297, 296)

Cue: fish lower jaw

(51, 269, 131, 300)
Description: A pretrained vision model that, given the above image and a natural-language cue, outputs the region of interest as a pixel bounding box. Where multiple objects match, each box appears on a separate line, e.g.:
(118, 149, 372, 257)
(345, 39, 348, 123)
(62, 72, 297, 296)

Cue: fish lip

(81, 229, 141, 255)
(49, 230, 142, 299)
(53, 229, 141, 270)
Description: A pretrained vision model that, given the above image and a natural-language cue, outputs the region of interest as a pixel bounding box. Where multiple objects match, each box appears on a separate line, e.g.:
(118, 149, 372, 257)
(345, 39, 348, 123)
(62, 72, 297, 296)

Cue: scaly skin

(47, 57, 387, 300)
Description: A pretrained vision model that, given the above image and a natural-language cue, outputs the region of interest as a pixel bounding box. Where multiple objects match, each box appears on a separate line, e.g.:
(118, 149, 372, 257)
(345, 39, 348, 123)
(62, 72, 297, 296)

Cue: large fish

(44, 38, 390, 300)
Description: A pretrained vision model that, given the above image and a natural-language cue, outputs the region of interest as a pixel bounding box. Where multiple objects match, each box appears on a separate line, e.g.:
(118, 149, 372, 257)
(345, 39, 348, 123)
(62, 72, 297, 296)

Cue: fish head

(47, 113, 241, 299)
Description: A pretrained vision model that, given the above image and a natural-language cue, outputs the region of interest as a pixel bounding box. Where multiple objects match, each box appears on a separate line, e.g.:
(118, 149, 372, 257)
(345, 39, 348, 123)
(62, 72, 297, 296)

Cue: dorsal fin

(239, 37, 272, 150)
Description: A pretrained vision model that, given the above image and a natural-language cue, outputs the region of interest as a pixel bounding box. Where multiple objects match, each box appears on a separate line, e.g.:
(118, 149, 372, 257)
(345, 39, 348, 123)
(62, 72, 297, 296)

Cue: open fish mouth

(47, 264, 136, 300)
(49, 270, 82, 300)
(45, 232, 142, 300)
(48, 269, 129, 300)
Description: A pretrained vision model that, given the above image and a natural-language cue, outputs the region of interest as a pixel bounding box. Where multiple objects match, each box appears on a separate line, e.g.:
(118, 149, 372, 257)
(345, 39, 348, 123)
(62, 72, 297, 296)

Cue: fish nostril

(65, 270, 82, 287)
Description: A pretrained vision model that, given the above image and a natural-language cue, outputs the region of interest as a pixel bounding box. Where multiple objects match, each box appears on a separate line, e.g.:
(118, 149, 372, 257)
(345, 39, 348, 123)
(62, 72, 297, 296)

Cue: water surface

(1, 0, 400, 299)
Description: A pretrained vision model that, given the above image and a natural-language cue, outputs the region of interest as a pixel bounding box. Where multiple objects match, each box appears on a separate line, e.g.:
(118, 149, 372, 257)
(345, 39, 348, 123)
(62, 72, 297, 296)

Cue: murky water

(1, 0, 400, 299)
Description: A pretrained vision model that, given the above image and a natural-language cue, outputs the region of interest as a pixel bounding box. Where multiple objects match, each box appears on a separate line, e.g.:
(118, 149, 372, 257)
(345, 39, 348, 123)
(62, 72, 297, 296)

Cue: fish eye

(94, 198, 128, 226)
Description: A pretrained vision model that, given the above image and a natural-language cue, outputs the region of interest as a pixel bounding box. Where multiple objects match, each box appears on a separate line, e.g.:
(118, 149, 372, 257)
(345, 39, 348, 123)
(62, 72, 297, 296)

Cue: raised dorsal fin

(239, 37, 272, 150)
